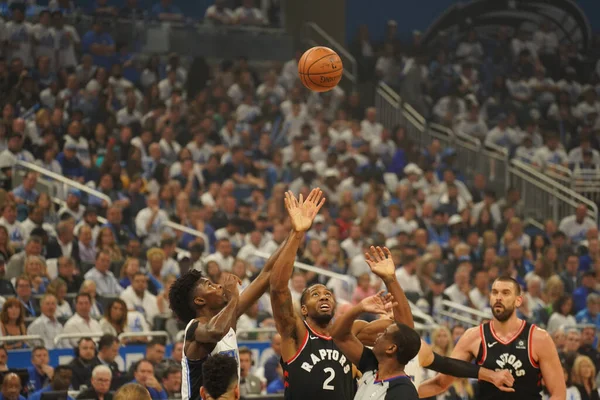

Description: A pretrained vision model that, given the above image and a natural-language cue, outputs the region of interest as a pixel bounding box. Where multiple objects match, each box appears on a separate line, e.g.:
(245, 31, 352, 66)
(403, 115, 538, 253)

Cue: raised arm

(365, 246, 413, 328)
(236, 230, 290, 318)
(270, 189, 325, 361)
(331, 292, 388, 366)
(191, 274, 240, 344)
(534, 327, 566, 399)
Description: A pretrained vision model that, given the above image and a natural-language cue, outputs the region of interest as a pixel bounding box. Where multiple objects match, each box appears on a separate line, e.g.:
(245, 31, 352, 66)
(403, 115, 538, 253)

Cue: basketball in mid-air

(297, 46, 343, 92)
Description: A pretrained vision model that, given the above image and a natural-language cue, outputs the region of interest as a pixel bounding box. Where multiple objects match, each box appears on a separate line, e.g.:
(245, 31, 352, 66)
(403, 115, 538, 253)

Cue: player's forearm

(201, 296, 240, 341)
(382, 275, 414, 328)
(269, 230, 303, 291)
(262, 231, 294, 274)
(417, 375, 454, 398)
(331, 303, 364, 340)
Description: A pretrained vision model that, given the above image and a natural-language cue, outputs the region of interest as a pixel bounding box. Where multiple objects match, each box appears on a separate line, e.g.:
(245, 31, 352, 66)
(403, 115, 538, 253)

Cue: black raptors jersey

(476, 321, 542, 400)
(281, 320, 355, 400)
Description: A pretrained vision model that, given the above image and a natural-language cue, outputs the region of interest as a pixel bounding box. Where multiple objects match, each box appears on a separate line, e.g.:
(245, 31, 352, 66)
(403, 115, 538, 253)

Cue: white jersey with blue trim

(181, 319, 240, 400)
(404, 354, 424, 388)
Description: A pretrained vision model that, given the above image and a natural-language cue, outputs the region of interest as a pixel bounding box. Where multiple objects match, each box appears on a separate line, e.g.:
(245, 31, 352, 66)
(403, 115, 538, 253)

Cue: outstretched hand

(285, 188, 326, 232)
(360, 291, 393, 315)
(365, 246, 396, 280)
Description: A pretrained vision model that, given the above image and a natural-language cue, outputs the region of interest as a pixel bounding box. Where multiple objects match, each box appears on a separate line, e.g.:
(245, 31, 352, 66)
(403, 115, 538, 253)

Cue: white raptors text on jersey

(300, 349, 351, 374)
(495, 353, 525, 377)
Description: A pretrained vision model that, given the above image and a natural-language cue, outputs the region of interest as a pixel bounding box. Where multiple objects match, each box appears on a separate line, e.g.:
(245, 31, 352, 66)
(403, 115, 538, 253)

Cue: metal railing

(119, 331, 170, 342)
(302, 22, 357, 91)
(373, 81, 598, 224)
(0, 335, 44, 346)
(510, 159, 598, 222)
(54, 332, 105, 346)
(16, 160, 112, 205)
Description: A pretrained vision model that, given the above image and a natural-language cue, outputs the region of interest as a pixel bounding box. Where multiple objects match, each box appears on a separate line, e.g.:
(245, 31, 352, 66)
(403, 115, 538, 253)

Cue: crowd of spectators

(0, 1, 598, 399)
(352, 18, 600, 186)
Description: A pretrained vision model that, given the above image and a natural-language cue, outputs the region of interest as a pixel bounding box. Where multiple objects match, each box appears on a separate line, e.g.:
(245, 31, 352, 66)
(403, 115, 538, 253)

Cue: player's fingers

(375, 290, 385, 298)
(384, 247, 392, 259)
(498, 387, 515, 392)
(298, 193, 304, 205)
(316, 197, 326, 212)
(370, 246, 380, 262)
(376, 246, 385, 259)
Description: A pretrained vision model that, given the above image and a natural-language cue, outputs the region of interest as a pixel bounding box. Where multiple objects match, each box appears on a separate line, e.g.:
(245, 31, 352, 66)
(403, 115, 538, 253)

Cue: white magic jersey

(404, 354, 424, 387)
(181, 319, 240, 400)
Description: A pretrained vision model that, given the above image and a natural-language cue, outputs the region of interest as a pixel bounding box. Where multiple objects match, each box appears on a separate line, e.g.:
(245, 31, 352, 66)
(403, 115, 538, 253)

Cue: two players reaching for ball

(172, 186, 564, 400)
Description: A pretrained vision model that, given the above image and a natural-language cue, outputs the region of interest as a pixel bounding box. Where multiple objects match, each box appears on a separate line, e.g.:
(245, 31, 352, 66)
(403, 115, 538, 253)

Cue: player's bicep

(187, 320, 221, 344)
(536, 329, 566, 397)
(270, 288, 305, 341)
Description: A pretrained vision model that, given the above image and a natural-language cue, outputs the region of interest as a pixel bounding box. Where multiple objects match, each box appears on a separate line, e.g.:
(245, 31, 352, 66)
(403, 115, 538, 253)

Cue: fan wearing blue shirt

(0, 373, 26, 400)
(27, 347, 53, 392)
(129, 360, 167, 400)
(81, 19, 115, 70)
(28, 365, 74, 400)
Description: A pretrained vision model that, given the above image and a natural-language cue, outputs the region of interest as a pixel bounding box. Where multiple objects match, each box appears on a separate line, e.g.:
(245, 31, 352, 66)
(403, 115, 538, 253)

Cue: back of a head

(201, 354, 239, 400)
(392, 323, 422, 365)
(114, 383, 151, 400)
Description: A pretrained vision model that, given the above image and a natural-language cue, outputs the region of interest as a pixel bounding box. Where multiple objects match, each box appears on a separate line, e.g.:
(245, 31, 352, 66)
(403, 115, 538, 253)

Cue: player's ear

(301, 304, 308, 317)
(386, 343, 397, 357)
(194, 296, 205, 306)
(200, 386, 207, 400)
(515, 295, 523, 308)
(233, 384, 240, 400)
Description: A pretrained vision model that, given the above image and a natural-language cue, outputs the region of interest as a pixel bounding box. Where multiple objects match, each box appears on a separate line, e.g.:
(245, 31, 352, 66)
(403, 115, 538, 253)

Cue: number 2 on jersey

(323, 367, 335, 390)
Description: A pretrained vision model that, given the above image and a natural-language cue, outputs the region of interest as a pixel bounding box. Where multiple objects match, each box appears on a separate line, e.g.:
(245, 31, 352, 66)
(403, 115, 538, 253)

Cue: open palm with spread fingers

(365, 246, 396, 279)
(285, 188, 326, 232)
(360, 291, 389, 315)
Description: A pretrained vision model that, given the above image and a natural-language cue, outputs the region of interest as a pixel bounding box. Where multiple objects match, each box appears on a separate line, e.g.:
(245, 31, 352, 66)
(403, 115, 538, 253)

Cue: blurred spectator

(26, 347, 53, 393)
(26, 294, 63, 349)
(130, 360, 167, 400)
(28, 364, 73, 400)
(84, 250, 123, 296)
(238, 347, 261, 396)
(160, 365, 181, 399)
(205, 0, 234, 25)
(547, 295, 576, 334)
(69, 337, 96, 390)
(0, 372, 25, 400)
(77, 365, 113, 400)
(90, 335, 122, 389)
(63, 293, 102, 347)
(0, 298, 27, 349)
(120, 273, 158, 326)
(233, 0, 266, 26)
(151, 0, 183, 21)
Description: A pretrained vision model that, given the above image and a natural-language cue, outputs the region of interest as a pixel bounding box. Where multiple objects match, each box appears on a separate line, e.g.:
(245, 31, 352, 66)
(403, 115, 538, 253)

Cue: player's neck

(305, 317, 331, 337)
(376, 359, 404, 381)
(491, 315, 523, 337)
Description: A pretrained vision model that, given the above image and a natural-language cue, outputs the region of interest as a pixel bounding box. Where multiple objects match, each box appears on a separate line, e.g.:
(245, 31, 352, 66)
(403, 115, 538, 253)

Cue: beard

(492, 303, 515, 322)
(311, 311, 334, 325)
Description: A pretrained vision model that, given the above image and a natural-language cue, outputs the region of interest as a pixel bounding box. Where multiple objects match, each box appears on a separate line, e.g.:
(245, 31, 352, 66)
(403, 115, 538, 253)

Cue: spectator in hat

(56, 141, 86, 182)
(75, 207, 102, 244)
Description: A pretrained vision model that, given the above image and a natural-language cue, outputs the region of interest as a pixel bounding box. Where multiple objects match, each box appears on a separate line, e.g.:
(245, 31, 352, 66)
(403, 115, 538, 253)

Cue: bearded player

(418, 276, 566, 399)
(271, 190, 515, 400)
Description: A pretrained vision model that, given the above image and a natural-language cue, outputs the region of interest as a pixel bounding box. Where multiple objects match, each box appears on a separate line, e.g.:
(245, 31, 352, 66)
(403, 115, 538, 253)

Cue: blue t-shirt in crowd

(26, 367, 49, 392)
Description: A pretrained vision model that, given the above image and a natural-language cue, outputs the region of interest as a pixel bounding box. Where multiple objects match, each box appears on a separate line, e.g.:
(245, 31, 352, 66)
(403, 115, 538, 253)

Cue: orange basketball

(298, 46, 343, 92)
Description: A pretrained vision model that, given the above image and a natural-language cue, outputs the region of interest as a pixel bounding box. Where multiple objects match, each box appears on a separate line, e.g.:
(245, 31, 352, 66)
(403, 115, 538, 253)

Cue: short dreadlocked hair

(169, 269, 203, 322)
(202, 354, 238, 399)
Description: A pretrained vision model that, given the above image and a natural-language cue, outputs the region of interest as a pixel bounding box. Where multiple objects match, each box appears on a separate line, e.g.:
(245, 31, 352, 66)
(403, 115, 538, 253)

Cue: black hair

(391, 323, 421, 365)
(169, 270, 204, 322)
(202, 354, 238, 399)
(553, 295, 573, 316)
(494, 276, 522, 295)
(76, 292, 92, 303)
(31, 346, 47, 355)
(161, 365, 182, 381)
(147, 338, 166, 348)
(98, 334, 119, 351)
(300, 284, 329, 307)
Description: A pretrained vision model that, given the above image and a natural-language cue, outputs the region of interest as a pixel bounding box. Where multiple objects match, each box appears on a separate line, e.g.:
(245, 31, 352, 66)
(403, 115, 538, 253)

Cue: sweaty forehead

(492, 281, 516, 293)
(309, 285, 330, 295)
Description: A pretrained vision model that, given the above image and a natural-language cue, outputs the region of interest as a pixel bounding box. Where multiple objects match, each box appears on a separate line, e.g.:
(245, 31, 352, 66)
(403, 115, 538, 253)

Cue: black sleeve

(358, 346, 379, 374)
(426, 352, 481, 379)
(384, 382, 419, 400)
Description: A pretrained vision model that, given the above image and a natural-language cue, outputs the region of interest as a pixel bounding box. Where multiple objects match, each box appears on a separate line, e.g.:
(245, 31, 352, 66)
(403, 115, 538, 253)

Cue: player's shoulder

(531, 325, 552, 342)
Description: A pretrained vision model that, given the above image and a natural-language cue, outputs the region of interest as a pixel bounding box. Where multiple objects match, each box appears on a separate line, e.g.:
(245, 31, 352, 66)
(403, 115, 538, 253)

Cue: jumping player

(170, 221, 296, 400)
(418, 276, 566, 399)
